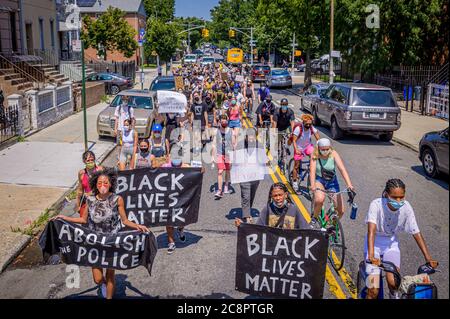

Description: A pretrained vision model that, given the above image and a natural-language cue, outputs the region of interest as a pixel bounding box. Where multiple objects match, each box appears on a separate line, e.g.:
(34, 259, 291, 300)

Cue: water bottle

(350, 203, 358, 220)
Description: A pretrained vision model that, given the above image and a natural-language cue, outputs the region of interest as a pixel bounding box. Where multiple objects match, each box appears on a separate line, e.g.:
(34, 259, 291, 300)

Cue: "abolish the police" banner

(116, 168, 203, 227)
(39, 220, 157, 274)
(235, 224, 329, 299)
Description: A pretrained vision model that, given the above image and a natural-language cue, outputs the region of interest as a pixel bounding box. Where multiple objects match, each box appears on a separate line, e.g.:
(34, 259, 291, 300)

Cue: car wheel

(313, 107, 321, 126)
(111, 85, 120, 95)
(331, 117, 344, 140)
(379, 132, 393, 142)
(422, 148, 439, 178)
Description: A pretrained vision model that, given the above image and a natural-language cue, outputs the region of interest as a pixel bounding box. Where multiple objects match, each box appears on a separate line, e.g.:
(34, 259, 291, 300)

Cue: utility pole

(250, 27, 254, 66)
(187, 22, 190, 53)
(291, 32, 297, 77)
(329, 0, 335, 84)
(81, 40, 88, 151)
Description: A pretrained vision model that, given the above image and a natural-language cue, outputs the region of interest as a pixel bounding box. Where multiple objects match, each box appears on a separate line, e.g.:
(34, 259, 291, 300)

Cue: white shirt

(293, 124, 318, 149)
(234, 93, 245, 107)
(114, 103, 135, 132)
(365, 198, 420, 238)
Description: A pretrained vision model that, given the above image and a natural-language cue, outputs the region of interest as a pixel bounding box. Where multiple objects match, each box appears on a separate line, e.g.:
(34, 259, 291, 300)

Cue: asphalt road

(0, 87, 447, 300)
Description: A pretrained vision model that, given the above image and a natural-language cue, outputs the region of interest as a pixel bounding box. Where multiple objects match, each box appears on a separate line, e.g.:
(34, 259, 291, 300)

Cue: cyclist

(365, 178, 438, 299)
(118, 119, 138, 171)
(243, 79, 255, 115)
(290, 114, 320, 192)
(235, 182, 308, 229)
(257, 82, 270, 104)
(273, 98, 295, 169)
(309, 138, 354, 228)
(256, 95, 276, 128)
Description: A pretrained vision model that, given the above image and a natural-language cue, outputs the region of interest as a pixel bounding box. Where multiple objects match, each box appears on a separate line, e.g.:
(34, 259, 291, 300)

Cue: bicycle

(357, 260, 439, 299)
(310, 188, 356, 271)
(288, 150, 311, 198)
(244, 97, 253, 117)
(261, 120, 272, 150)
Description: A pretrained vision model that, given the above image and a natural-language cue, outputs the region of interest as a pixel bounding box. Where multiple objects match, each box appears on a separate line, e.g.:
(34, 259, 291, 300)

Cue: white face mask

(319, 149, 331, 156)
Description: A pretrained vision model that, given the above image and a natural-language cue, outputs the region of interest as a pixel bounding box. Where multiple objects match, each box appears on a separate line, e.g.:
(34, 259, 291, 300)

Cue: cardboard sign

(175, 76, 184, 91)
(221, 72, 228, 81)
(157, 90, 187, 114)
(235, 75, 244, 83)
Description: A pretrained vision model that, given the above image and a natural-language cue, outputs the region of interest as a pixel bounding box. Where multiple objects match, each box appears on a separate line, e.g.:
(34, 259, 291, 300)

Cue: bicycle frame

(357, 260, 402, 299)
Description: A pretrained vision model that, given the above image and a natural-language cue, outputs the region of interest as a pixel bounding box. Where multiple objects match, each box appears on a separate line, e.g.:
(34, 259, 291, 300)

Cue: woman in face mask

(364, 179, 438, 299)
(309, 138, 354, 228)
(131, 139, 152, 169)
(149, 123, 170, 168)
(235, 182, 308, 229)
(118, 119, 138, 171)
(51, 169, 149, 299)
(76, 151, 103, 218)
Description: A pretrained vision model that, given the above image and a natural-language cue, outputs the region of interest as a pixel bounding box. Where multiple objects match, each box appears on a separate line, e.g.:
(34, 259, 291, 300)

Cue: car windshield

(185, 55, 196, 60)
(150, 80, 175, 91)
(203, 58, 214, 62)
(352, 89, 396, 107)
(255, 66, 270, 71)
(272, 70, 289, 76)
(110, 95, 153, 109)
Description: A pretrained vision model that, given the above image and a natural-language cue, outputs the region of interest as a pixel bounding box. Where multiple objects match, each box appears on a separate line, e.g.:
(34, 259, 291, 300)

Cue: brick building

(0, 0, 22, 54)
(79, 0, 146, 63)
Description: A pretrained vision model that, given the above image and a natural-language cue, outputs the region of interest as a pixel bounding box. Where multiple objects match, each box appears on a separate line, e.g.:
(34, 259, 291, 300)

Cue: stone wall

(74, 81, 105, 112)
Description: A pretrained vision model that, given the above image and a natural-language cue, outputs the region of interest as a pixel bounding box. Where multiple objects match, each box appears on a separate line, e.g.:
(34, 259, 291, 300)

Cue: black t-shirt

(204, 101, 216, 115)
(273, 108, 295, 131)
(191, 102, 207, 125)
(256, 101, 276, 123)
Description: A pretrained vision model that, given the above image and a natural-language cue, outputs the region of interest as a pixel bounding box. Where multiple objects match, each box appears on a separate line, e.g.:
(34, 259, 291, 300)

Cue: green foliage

(173, 17, 206, 52)
(82, 6, 138, 61)
(143, 0, 175, 23)
(11, 209, 54, 236)
(144, 18, 181, 64)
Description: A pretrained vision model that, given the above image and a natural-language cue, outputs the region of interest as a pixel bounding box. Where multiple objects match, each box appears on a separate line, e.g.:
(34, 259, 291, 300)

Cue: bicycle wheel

(328, 218, 346, 271)
(356, 261, 367, 299)
(288, 158, 296, 191)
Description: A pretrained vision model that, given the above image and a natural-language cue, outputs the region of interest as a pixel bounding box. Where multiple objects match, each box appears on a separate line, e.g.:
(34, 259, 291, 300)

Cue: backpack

(288, 123, 314, 146)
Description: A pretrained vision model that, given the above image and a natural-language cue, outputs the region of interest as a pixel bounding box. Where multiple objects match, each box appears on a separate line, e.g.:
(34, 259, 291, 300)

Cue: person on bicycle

(256, 95, 276, 128)
(235, 182, 308, 229)
(309, 138, 354, 228)
(364, 178, 438, 299)
(290, 114, 320, 192)
(257, 82, 270, 104)
(243, 79, 255, 115)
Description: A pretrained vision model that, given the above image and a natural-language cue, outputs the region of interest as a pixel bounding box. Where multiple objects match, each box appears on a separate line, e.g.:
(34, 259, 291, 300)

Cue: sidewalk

(288, 74, 449, 151)
(0, 102, 115, 273)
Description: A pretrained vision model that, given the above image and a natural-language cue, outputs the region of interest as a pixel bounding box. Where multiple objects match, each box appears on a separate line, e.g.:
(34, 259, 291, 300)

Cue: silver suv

(314, 83, 401, 141)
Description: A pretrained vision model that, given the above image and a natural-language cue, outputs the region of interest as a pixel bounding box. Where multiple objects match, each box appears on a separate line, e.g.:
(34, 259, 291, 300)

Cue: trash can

(414, 86, 421, 101)
(403, 86, 413, 100)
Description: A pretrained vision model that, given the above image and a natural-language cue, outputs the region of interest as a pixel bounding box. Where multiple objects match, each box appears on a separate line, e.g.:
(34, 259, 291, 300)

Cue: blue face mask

(281, 105, 288, 111)
(387, 198, 405, 211)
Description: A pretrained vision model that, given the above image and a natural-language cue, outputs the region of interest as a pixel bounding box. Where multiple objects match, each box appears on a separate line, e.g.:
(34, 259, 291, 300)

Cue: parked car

(88, 73, 133, 95)
(314, 83, 401, 140)
(149, 76, 176, 91)
(251, 64, 271, 82)
(266, 69, 292, 89)
(97, 90, 156, 139)
(183, 54, 197, 64)
(301, 83, 330, 112)
(200, 56, 215, 66)
(419, 128, 449, 178)
(296, 63, 306, 72)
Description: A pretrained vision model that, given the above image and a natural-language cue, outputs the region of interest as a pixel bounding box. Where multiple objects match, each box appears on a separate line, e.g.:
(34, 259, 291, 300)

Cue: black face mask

(304, 124, 312, 129)
(140, 148, 149, 154)
(206, 98, 211, 103)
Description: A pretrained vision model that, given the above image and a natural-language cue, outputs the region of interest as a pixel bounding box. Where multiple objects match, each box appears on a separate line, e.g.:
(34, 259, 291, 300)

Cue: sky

(175, 0, 219, 20)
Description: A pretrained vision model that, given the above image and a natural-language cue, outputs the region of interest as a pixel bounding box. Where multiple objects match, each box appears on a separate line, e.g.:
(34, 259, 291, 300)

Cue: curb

(0, 143, 117, 274)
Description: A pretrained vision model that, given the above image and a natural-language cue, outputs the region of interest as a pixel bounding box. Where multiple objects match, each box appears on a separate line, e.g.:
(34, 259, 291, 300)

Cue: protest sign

(39, 220, 157, 274)
(117, 167, 203, 227)
(235, 75, 244, 83)
(221, 72, 228, 81)
(175, 76, 184, 91)
(235, 224, 329, 299)
(230, 148, 268, 184)
(157, 90, 187, 114)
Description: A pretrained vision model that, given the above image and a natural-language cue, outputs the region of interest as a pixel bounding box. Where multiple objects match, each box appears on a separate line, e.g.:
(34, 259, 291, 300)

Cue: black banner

(39, 220, 157, 275)
(235, 224, 329, 299)
(116, 167, 203, 227)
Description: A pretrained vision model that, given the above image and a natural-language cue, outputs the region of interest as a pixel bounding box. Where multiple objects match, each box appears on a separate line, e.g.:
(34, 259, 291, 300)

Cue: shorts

(294, 144, 314, 161)
(229, 119, 241, 128)
(119, 144, 134, 163)
(217, 155, 231, 171)
(364, 235, 401, 275)
(316, 175, 340, 193)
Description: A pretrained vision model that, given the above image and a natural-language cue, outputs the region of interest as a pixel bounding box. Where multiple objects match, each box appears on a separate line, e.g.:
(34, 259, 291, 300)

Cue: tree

(173, 17, 206, 52)
(143, 0, 175, 23)
(82, 6, 137, 61)
(144, 18, 180, 72)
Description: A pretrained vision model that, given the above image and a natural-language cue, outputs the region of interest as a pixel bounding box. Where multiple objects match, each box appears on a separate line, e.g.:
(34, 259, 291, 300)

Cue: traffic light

(229, 29, 236, 38)
(202, 28, 209, 38)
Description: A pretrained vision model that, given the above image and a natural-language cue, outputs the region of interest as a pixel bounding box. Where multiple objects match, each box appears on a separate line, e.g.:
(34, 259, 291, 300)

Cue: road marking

(241, 114, 347, 299)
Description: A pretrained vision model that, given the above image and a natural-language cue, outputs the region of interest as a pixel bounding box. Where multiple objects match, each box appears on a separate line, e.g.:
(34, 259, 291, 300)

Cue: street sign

(138, 40, 143, 47)
(152, 51, 157, 56)
(139, 28, 145, 37)
(295, 50, 302, 56)
(331, 50, 341, 58)
(72, 40, 82, 52)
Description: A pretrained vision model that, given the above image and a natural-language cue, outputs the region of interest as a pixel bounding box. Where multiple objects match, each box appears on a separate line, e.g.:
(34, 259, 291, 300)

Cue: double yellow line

(240, 112, 356, 299)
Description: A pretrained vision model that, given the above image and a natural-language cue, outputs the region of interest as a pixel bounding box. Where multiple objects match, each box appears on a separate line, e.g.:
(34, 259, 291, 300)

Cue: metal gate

(0, 104, 19, 144)
(427, 84, 449, 120)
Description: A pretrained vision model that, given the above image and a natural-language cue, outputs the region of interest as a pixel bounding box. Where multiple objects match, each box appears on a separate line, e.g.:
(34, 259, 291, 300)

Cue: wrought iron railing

(0, 53, 45, 88)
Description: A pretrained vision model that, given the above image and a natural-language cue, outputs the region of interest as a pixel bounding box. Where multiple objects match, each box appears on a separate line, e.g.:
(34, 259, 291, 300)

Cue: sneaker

(100, 283, 107, 298)
(214, 191, 223, 199)
(223, 184, 231, 194)
(292, 180, 299, 192)
(178, 228, 186, 243)
(309, 217, 321, 230)
(167, 242, 176, 254)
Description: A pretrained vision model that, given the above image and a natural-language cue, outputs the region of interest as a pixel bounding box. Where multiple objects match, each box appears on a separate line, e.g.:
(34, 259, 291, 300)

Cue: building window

(50, 20, 55, 49)
(10, 12, 18, 52)
(39, 18, 45, 50)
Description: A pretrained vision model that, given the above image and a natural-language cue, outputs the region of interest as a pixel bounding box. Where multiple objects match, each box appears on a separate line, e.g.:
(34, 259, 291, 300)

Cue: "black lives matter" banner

(235, 224, 329, 299)
(39, 220, 158, 274)
(116, 167, 203, 227)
